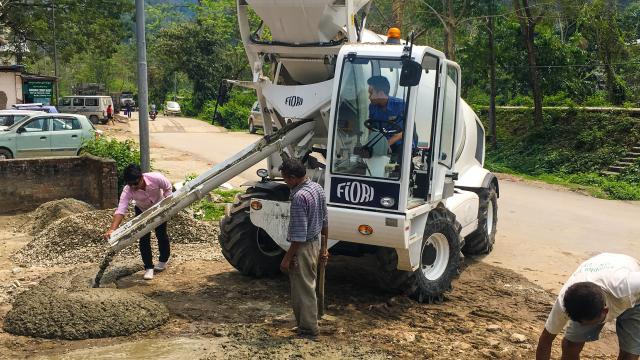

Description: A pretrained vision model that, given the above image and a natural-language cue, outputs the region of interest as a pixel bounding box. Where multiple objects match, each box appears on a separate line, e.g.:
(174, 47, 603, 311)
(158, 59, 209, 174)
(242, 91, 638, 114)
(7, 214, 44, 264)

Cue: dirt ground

(0, 210, 620, 359)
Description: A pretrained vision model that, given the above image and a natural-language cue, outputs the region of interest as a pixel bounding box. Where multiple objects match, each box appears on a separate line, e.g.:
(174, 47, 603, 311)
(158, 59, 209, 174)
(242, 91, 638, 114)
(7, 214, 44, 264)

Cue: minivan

(58, 96, 114, 124)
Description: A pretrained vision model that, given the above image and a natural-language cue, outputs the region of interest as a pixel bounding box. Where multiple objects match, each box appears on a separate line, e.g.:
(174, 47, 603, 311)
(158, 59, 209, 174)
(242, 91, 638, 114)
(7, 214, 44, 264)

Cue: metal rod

(52, 0, 59, 106)
(135, 0, 150, 172)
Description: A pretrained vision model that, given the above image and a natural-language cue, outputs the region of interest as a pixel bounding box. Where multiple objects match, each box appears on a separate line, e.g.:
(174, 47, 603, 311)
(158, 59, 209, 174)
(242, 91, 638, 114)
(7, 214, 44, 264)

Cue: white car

(164, 101, 181, 116)
(247, 101, 280, 134)
(0, 110, 44, 131)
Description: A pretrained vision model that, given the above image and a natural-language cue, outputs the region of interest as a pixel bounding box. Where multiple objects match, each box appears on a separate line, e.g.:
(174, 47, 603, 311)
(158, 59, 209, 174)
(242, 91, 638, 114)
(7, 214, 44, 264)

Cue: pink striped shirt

(115, 172, 173, 215)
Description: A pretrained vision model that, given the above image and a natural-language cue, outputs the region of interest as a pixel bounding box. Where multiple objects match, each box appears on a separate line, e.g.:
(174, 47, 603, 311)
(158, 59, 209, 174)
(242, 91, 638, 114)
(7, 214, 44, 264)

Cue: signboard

(25, 81, 53, 98)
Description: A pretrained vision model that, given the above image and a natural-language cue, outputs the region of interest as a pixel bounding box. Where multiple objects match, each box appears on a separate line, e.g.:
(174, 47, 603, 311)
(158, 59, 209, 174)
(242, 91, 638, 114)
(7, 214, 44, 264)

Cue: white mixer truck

(108, 0, 499, 303)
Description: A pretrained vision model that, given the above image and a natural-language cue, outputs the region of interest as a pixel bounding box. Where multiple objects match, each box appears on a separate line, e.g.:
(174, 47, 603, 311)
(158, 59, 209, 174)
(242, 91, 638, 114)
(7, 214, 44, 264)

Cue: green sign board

(25, 81, 53, 98)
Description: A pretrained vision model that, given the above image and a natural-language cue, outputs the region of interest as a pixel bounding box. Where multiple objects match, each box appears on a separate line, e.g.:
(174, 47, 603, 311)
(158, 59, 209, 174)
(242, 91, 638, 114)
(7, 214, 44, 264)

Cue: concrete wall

(0, 72, 21, 109)
(0, 155, 118, 214)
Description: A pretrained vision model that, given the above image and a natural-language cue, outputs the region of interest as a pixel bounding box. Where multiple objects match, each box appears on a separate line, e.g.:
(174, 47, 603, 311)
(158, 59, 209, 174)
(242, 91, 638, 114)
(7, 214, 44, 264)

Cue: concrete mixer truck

(107, 0, 499, 303)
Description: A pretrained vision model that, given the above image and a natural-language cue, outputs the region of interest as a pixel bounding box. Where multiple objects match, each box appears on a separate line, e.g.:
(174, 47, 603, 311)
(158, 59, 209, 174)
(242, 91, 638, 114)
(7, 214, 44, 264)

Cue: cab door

(15, 117, 52, 158)
(50, 116, 83, 155)
(429, 61, 460, 202)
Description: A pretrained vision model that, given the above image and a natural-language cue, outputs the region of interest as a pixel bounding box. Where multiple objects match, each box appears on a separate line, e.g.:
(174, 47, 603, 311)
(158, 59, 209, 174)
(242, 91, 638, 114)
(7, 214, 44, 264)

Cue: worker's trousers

(290, 239, 320, 335)
(135, 207, 170, 269)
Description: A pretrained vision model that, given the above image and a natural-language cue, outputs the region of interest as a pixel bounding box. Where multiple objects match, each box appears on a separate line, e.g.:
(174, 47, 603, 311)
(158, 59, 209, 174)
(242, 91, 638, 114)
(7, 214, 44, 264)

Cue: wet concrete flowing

(92, 249, 115, 288)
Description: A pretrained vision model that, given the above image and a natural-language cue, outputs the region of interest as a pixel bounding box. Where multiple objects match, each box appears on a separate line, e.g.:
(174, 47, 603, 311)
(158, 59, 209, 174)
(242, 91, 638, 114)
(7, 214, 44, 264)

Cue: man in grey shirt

(279, 158, 328, 338)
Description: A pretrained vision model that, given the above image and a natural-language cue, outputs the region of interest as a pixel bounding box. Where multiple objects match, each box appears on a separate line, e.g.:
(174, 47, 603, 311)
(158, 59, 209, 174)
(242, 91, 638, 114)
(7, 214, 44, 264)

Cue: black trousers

(135, 207, 170, 269)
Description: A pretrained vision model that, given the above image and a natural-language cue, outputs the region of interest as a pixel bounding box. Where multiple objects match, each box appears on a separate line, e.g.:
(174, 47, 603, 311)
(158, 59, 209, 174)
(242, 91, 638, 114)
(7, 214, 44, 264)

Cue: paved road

(132, 115, 640, 290)
(128, 113, 265, 186)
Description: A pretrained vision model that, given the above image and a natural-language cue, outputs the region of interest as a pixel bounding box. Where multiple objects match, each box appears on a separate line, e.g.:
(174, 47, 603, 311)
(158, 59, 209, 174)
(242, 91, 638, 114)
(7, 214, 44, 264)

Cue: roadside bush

(543, 92, 577, 107)
(507, 95, 534, 107)
(583, 92, 611, 107)
(216, 90, 256, 130)
(81, 137, 141, 192)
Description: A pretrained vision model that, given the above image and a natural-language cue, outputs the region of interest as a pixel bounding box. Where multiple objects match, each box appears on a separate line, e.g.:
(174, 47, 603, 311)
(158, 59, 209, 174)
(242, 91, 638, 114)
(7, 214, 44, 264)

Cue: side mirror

(399, 59, 422, 87)
(16, 127, 25, 134)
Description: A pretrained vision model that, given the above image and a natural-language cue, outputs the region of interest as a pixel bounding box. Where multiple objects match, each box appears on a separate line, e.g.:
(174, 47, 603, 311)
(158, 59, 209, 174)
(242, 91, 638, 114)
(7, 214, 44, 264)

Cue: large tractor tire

(377, 208, 463, 303)
(462, 186, 498, 256)
(218, 188, 286, 277)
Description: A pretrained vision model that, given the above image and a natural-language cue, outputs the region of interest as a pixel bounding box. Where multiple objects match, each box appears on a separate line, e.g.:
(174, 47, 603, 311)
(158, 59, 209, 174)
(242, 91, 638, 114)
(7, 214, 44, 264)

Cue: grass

(190, 188, 244, 221)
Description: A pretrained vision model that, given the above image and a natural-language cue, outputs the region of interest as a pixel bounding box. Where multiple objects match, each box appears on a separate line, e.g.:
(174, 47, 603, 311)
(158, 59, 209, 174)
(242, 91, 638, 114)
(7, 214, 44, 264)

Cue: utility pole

(135, 0, 150, 172)
(52, 0, 59, 106)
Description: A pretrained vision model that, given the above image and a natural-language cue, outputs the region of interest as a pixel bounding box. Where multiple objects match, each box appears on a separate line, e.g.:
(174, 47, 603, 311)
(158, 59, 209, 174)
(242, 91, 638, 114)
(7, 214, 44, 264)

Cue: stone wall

(0, 155, 117, 213)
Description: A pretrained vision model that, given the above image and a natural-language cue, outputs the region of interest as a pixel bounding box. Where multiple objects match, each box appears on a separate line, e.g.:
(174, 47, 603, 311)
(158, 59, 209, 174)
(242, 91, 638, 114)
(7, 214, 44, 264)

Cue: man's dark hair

(563, 282, 606, 323)
(123, 163, 143, 184)
(279, 158, 306, 178)
(367, 76, 391, 96)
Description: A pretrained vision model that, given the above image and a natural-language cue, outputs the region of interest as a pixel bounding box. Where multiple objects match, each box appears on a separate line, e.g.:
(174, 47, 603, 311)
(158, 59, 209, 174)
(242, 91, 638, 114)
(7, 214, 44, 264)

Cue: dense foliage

(80, 137, 142, 193)
(481, 108, 640, 199)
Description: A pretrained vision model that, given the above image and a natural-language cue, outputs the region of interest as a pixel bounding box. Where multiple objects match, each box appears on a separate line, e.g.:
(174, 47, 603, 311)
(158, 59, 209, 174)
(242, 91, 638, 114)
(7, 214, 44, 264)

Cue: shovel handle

(317, 234, 328, 317)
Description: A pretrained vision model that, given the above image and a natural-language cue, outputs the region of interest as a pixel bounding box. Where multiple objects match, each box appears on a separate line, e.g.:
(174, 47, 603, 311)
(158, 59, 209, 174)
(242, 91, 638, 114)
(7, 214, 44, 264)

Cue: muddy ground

(0, 209, 620, 360)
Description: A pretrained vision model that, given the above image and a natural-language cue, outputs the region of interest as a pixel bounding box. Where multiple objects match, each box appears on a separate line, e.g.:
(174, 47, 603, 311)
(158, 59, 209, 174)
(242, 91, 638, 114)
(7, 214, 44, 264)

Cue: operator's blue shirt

(368, 96, 407, 145)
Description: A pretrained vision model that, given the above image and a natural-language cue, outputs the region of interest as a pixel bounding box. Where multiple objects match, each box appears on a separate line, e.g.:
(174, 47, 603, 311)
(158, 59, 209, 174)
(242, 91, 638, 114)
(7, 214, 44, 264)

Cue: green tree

(579, 0, 629, 104)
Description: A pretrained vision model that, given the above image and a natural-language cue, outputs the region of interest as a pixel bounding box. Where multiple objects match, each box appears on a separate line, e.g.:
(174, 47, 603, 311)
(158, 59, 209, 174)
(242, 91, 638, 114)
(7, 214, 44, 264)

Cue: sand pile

(28, 198, 95, 235)
(13, 208, 221, 267)
(3, 266, 169, 339)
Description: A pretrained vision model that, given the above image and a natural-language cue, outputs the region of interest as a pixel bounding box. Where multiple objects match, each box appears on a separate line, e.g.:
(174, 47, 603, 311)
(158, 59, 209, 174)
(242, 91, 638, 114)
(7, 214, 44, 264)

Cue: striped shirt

(288, 179, 328, 243)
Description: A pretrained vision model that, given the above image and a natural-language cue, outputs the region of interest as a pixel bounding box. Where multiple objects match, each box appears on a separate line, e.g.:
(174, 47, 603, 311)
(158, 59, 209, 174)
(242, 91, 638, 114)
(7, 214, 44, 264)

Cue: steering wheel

(364, 119, 403, 135)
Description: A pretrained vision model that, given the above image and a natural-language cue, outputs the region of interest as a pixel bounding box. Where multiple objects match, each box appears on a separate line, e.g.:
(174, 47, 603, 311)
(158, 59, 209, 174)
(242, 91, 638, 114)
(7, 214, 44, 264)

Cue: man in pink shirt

(104, 164, 173, 280)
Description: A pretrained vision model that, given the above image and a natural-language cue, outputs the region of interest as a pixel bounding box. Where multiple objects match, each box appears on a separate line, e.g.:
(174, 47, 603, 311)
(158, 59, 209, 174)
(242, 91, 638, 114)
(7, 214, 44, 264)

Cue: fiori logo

(336, 181, 374, 204)
(285, 96, 303, 107)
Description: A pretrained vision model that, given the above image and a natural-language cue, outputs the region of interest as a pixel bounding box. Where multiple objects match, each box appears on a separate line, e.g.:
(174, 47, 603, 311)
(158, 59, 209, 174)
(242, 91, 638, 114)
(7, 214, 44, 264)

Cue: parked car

(0, 113, 100, 160)
(247, 101, 279, 134)
(120, 92, 136, 109)
(57, 95, 114, 124)
(11, 103, 58, 113)
(163, 101, 181, 116)
(0, 110, 44, 131)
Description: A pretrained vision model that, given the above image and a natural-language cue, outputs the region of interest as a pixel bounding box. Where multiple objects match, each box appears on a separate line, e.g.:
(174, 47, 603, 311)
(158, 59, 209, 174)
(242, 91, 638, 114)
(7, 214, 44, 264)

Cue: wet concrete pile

(3, 266, 169, 340)
(13, 206, 221, 267)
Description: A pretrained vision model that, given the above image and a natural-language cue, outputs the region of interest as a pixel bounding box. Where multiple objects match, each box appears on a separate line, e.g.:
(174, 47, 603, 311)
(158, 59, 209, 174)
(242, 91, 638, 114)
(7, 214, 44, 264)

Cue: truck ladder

(107, 119, 315, 253)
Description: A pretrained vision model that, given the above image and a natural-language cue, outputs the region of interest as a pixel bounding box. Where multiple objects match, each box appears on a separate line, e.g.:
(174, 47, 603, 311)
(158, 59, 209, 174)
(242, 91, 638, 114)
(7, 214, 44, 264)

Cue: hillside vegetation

(480, 109, 640, 200)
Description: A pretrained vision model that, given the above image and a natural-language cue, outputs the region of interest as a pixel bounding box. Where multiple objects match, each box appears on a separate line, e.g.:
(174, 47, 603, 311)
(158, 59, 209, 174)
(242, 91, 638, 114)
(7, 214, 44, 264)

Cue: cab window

(61, 98, 72, 106)
(72, 98, 84, 106)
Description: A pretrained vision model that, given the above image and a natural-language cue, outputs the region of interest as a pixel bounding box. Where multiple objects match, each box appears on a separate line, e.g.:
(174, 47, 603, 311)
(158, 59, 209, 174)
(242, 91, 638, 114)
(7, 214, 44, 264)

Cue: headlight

(380, 197, 395, 208)
(256, 168, 268, 178)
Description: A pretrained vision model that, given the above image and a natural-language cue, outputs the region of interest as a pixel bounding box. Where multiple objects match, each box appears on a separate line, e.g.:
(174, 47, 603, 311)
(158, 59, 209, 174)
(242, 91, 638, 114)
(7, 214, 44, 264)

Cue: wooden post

(317, 234, 328, 317)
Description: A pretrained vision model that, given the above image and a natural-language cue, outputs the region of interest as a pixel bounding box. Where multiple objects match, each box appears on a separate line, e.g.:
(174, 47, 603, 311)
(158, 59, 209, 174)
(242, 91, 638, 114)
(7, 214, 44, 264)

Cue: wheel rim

(420, 233, 450, 281)
(255, 228, 283, 256)
(486, 200, 494, 234)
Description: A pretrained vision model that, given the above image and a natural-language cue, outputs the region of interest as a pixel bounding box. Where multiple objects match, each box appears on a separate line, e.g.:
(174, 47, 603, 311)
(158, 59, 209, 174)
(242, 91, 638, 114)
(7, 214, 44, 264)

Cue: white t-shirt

(545, 253, 640, 334)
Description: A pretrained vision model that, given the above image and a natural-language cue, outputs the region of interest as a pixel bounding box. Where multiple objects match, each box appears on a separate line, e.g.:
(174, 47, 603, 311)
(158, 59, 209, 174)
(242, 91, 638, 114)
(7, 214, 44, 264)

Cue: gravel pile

(28, 198, 95, 235)
(13, 208, 221, 267)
